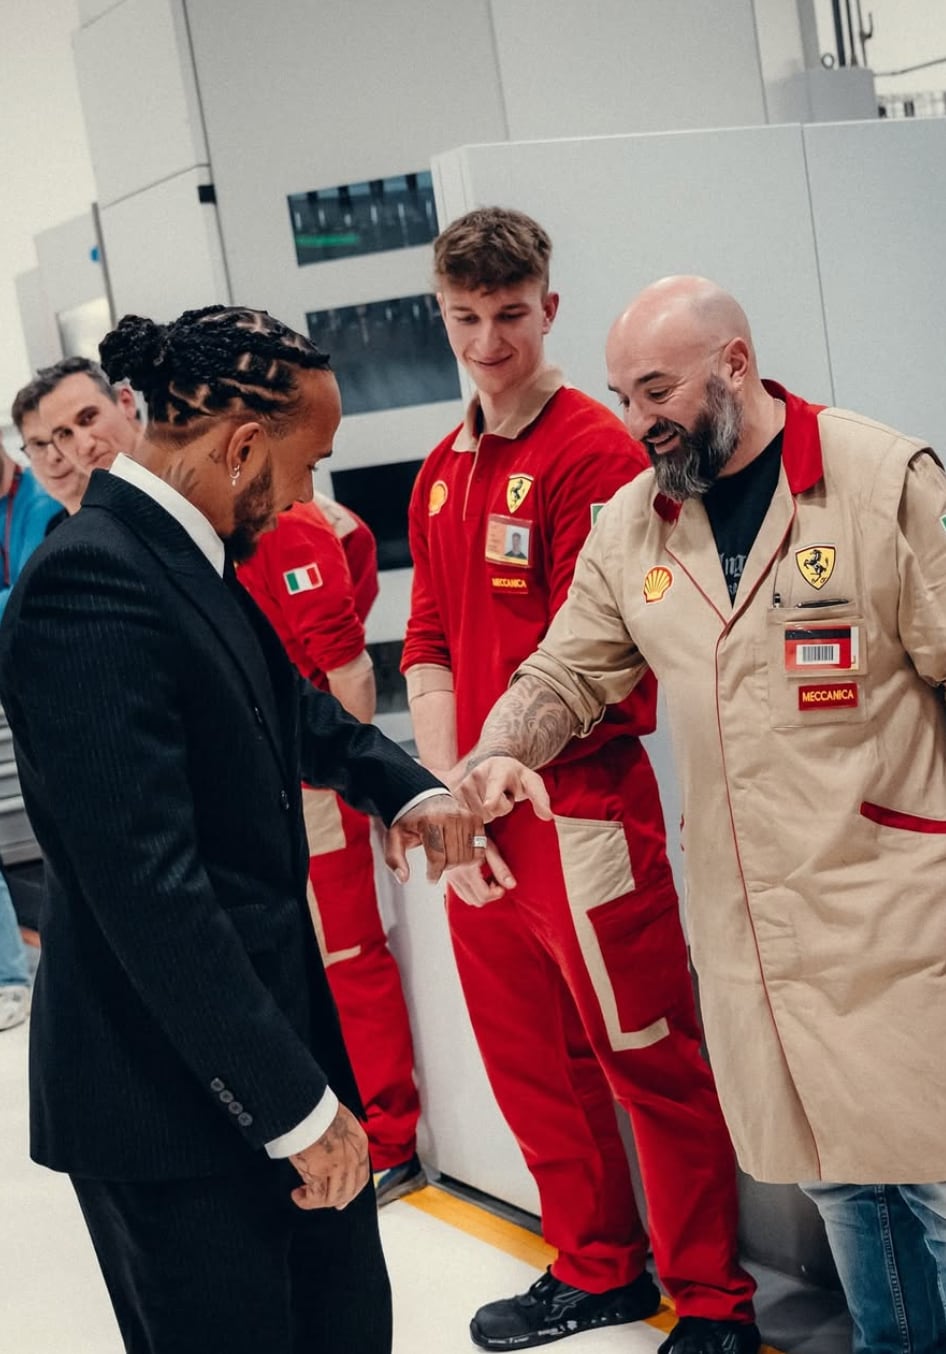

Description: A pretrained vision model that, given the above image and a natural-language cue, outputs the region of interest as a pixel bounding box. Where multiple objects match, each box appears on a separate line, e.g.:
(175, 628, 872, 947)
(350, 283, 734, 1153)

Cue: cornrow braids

(99, 305, 332, 435)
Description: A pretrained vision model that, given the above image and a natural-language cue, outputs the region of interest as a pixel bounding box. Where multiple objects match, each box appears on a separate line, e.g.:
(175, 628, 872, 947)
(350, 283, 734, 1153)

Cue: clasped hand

(443, 757, 553, 907)
(384, 792, 486, 883)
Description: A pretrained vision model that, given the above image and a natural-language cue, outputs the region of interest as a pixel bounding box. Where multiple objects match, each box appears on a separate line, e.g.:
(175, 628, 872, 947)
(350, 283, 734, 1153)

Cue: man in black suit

(0, 305, 484, 1354)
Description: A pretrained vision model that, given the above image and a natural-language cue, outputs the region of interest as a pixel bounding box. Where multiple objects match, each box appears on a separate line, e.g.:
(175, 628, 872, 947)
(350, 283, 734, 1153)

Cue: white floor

(0, 1017, 667, 1353)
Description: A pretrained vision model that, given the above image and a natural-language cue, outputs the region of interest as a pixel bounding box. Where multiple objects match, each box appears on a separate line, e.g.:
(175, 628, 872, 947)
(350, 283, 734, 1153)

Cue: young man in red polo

(402, 208, 760, 1354)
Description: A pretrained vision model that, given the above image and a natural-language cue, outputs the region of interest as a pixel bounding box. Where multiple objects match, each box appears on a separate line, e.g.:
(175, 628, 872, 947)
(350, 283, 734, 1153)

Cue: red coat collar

(652, 379, 825, 522)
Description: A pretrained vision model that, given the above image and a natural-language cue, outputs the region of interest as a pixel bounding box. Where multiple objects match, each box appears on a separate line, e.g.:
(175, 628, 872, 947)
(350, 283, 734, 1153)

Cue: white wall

(490, 0, 767, 137)
(72, 0, 230, 321)
(0, 0, 96, 419)
(813, 0, 946, 99)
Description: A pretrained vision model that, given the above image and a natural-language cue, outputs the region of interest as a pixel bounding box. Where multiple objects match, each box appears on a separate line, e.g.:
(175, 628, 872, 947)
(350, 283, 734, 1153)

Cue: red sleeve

(340, 516, 379, 623)
(543, 419, 649, 616)
(401, 453, 451, 673)
(242, 506, 365, 676)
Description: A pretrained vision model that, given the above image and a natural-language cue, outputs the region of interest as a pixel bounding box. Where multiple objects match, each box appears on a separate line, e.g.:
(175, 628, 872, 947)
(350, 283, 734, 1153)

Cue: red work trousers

(447, 738, 755, 1321)
(303, 788, 420, 1170)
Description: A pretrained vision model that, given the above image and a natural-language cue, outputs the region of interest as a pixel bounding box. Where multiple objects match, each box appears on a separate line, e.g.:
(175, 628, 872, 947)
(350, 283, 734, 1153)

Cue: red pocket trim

(860, 801, 946, 834)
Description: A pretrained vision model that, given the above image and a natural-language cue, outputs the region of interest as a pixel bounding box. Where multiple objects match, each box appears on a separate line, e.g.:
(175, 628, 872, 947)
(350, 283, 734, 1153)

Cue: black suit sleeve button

(228, 1101, 243, 1115)
(238, 1113, 253, 1127)
(220, 1090, 234, 1104)
(279, 789, 290, 810)
(253, 705, 264, 726)
(210, 1078, 225, 1093)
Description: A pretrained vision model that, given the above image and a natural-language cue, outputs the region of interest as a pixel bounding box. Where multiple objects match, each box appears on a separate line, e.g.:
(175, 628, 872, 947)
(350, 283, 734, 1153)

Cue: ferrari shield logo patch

(795, 545, 836, 590)
(506, 474, 534, 514)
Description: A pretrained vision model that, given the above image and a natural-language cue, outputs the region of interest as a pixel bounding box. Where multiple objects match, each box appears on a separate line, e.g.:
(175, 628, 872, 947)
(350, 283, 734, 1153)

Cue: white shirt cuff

(391, 787, 450, 824)
(264, 1088, 339, 1158)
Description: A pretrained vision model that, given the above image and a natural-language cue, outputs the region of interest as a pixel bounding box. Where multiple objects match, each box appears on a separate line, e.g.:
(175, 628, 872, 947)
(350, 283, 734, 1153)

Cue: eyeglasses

(21, 438, 53, 459)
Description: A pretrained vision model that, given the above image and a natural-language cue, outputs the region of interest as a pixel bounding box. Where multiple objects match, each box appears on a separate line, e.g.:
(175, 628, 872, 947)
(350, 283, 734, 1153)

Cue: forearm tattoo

(468, 677, 578, 772)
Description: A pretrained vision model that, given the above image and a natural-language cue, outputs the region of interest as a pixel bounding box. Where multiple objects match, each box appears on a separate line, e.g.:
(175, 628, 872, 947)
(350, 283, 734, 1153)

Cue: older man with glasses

(0, 427, 61, 618)
(11, 379, 90, 527)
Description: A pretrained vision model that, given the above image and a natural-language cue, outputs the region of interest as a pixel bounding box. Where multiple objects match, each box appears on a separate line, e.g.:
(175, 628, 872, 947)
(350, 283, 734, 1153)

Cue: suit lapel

(82, 473, 292, 782)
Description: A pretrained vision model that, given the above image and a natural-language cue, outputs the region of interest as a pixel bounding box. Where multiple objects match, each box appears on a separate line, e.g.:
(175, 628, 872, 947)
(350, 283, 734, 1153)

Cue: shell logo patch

(795, 545, 836, 590)
(506, 474, 534, 514)
(428, 480, 448, 516)
(643, 566, 673, 604)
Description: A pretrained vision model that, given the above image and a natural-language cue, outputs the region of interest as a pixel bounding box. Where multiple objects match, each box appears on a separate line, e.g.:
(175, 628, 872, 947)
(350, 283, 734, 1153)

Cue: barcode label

(798, 644, 840, 665)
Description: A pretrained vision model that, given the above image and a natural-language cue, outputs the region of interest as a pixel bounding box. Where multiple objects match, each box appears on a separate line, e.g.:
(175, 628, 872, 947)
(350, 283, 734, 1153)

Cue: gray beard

(648, 375, 744, 502)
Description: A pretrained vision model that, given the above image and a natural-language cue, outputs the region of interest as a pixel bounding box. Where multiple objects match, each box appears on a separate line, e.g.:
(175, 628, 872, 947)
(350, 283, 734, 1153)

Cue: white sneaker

(0, 985, 31, 1031)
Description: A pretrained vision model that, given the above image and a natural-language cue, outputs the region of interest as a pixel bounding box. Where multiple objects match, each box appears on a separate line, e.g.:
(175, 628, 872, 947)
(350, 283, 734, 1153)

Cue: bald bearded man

(456, 276, 946, 1354)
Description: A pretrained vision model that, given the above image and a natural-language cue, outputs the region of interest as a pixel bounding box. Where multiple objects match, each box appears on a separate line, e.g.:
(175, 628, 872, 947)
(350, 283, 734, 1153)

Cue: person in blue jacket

(0, 426, 60, 1029)
(0, 429, 62, 618)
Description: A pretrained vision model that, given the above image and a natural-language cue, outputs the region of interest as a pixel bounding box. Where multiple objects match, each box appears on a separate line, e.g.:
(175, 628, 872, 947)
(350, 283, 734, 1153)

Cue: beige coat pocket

(765, 606, 869, 729)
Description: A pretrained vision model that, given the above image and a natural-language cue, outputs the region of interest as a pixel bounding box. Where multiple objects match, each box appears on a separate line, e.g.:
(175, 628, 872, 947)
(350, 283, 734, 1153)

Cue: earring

(230, 466, 241, 485)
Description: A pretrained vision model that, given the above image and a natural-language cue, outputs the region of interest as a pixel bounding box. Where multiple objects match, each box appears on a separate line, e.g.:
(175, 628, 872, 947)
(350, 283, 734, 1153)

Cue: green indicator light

(295, 232, 362, 247)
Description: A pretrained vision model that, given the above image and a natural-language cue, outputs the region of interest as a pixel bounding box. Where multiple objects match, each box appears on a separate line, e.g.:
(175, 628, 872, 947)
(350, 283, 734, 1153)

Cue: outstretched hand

(454, 756, 553, 825)
(447, 836, 518, 907)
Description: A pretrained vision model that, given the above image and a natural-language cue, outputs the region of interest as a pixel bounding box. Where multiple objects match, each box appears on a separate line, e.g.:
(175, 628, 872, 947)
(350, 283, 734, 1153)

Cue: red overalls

(239, 498, 420, 1169)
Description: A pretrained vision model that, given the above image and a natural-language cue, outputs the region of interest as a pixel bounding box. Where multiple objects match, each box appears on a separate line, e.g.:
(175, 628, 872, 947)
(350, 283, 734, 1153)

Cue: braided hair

(99, 306, 331, 436)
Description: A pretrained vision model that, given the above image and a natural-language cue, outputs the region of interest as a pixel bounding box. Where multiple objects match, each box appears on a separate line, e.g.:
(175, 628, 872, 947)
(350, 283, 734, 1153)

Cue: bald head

(605, 276, 783, 500)
(607, 275, 755, 375)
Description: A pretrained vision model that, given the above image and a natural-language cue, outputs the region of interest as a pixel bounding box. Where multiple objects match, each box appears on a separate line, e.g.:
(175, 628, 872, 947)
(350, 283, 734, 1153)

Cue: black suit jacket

(0, 472, 441, 1181)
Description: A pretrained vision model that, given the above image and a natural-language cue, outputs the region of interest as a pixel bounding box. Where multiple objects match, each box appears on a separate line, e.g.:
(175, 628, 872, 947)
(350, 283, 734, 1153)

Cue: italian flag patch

(283, 563, 323, 594)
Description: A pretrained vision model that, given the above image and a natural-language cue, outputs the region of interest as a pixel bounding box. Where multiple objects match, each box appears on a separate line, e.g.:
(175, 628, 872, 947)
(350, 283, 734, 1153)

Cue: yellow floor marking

(404, 1185, 784, 1353)
(404, 1184, 556, 1270)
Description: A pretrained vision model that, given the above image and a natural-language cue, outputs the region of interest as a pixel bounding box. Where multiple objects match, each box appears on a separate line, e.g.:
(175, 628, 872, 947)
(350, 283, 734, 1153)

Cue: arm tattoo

(468, 677, 579, 772)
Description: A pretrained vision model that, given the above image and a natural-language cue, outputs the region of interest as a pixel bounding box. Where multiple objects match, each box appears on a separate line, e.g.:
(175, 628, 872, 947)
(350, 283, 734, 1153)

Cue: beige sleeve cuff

(325, 649, 373, 681)
(405, 663, 455, 702)
(514, 651, 608, 737)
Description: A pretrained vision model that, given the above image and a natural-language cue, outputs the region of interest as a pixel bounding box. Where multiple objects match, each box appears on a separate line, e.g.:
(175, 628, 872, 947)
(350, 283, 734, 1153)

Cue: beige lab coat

(520, 383, 946, 1183)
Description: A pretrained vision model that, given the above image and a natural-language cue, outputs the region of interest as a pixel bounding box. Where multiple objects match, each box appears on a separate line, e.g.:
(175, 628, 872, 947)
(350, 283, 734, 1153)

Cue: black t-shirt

(702, 431, 783, 603)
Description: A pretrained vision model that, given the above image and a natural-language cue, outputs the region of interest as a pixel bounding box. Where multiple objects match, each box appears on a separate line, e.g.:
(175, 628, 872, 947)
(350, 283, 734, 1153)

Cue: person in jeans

(0, 868, 31, 1030)
(455, 273, 946, 1354)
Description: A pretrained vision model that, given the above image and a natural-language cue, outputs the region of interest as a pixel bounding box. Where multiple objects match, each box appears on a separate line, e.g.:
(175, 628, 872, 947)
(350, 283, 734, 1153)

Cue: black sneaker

(658, 1316, 762, 1354)
(470, 1267, 662, 1350)
(372, 1152, 427, 1207)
